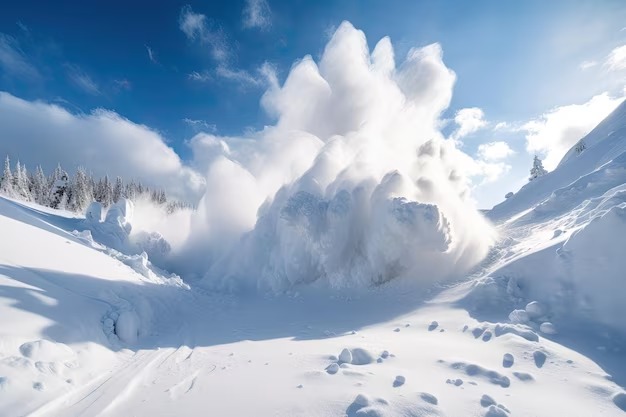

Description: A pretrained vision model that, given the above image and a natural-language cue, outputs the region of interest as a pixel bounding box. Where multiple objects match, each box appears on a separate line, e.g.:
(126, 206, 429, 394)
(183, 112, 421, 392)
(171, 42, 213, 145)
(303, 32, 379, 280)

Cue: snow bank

(484, 202, 626, 333)
(164, 22, 494, 291)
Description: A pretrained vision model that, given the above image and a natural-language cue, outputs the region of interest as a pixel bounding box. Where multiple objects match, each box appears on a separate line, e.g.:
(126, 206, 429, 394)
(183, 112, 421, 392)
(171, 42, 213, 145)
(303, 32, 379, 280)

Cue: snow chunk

(350, 348, 375, 365)
(85, 201, 103, 222)
(353, 394, 370, 407)
(502, 353, 514, 368)
(393, 375, 406, 387)
(525, 301, 545, 320)
(539, 322, 557, 335)
(105, 198, 134, 233)
(339, 348, 352, 364)
(326, 363, 339, 374)
(508, 309, 529, 324)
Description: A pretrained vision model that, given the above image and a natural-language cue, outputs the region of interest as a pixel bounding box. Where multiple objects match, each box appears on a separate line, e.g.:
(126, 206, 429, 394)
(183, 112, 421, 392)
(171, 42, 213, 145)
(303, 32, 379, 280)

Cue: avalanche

(1, 20, 626, 417)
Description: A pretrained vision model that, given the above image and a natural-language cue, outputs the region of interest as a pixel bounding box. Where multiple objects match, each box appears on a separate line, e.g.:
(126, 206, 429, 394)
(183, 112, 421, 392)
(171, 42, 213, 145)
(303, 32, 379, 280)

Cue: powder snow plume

(165, 22, 495, 291)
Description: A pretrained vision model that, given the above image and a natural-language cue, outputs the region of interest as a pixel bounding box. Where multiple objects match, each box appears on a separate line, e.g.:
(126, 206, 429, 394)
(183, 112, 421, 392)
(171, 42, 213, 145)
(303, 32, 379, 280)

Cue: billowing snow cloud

(0, 92, 205, 201)
(524, 92, 624, 169)
(166, 22, 495, 292)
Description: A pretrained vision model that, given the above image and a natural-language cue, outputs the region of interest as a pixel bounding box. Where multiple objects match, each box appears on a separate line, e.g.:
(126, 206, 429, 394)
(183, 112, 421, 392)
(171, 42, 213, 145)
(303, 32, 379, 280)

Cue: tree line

(0, 155, 191, 214)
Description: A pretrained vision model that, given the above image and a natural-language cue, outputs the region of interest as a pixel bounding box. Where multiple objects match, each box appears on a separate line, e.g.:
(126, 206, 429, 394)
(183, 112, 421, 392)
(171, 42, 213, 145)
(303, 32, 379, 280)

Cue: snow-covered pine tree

(0, 156, 15, 197)
(103, 175, 112, 206)
(112, 176, 123, 203)
(125, 180, 137, 201)
(49, 165, 69, 209)
(575, 139, 586, 155)
(14, 161, 32, 201)
(32, 165, 48, 205)
(529, 155, 548, 181)
(68, 167, 91, 212)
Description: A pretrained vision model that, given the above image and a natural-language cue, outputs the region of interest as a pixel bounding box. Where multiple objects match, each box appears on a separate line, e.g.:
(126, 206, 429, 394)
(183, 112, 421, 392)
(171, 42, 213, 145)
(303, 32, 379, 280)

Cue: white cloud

(493, 122, 509, 131)
(0, 33, 39, 80)
(188, 70, 212, 82)
(0, 91, 205, 201)
(524, 92, 624, 170)
(216, 65, 263, 87)
(477, 141, 515, 161)
(580, 60, 598, 70)
(242, 0, 272, 30)
(113, 79, 131, 91)
(145, 45, 158, 64)
(183, 118, 216, 132)
(65, 64, 100, 95)
(179, 5, 230, 63)
(450, 107, 487, 141)
(605, 44, 626, 71)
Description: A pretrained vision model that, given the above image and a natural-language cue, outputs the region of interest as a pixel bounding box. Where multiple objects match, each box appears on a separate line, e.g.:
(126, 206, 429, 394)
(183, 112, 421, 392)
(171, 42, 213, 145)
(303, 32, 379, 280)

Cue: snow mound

(490, 203, 626, 333)
(18, 340, 75, 362)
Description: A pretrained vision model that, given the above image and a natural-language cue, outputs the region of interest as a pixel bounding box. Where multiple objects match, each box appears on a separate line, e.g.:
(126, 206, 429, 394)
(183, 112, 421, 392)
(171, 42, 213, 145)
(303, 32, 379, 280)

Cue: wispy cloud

(183, 118, 216, 132)
(216, 65, 263, 88)
(188, 70, 212, 82)
(579, 60, 598, 70)
(179, 5, 230, 63)
(113, 78, 132, 91)
(0, 33, 40, 80)
(242, 0, 272, 30)
(145, 45, 158, 64)
(65, 64, 100, 95)
(605, 44, 626, 72)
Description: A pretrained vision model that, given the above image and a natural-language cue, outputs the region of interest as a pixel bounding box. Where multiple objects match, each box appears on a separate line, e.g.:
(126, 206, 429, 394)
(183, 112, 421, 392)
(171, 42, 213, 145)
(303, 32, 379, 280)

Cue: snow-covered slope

(2, 98, 626, 417)
(1, 186, 626, 416)
(489, 99, 626, 222)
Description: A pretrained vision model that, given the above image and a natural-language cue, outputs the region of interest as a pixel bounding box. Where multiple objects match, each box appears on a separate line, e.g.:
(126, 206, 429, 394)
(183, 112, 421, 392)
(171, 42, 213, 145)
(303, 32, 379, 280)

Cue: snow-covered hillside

(2, 97, 626, 416)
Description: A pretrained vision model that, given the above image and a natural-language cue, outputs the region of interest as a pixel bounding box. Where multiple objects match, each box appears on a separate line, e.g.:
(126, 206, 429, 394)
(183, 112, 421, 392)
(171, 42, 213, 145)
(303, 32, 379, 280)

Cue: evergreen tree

(14, 161, 32, 201)
(125, 180, 137, 201)
(529, 155, 548, 181)
(575, 139, 586, 155)
(0, 156, 15, 197)
(112, 176, 123, 203)
(68, 167, 91, 212)
(32, 165, 48, 205)
(49, 166, 69, 209)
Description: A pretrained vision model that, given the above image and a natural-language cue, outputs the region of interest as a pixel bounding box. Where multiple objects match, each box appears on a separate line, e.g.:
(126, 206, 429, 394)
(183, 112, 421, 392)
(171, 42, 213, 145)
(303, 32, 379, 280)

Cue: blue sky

(1, 0, 625, 207)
